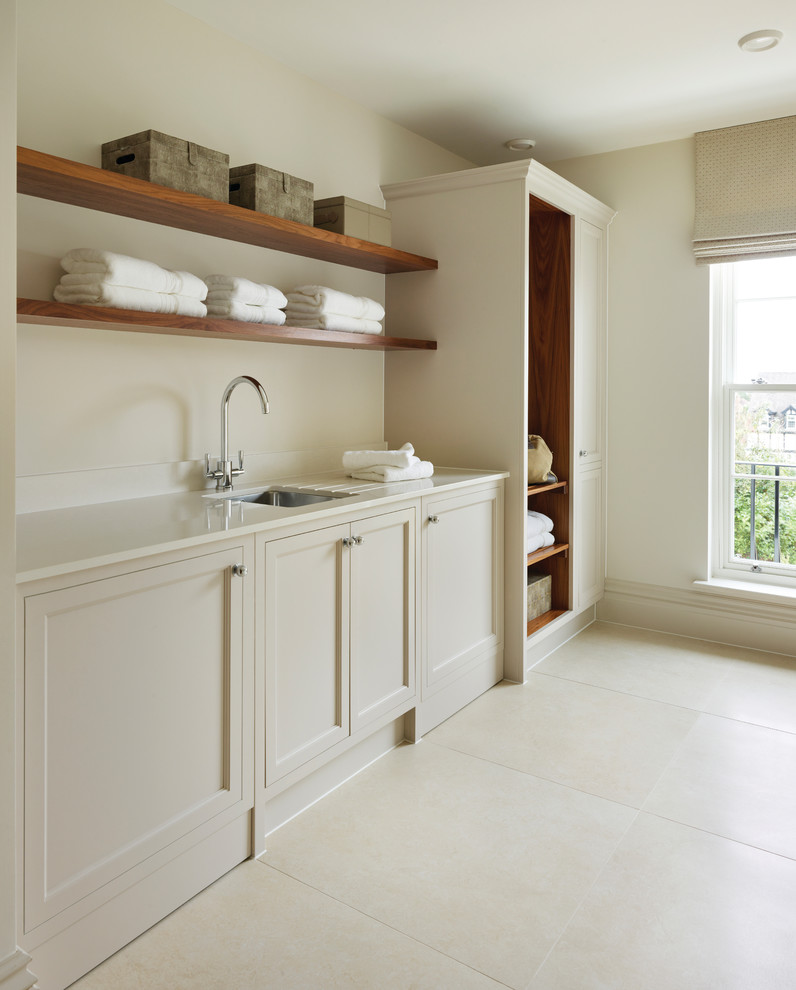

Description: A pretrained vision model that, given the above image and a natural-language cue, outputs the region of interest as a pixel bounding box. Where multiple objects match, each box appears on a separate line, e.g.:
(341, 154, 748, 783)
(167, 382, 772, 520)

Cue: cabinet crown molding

(383, 160, 616, 228)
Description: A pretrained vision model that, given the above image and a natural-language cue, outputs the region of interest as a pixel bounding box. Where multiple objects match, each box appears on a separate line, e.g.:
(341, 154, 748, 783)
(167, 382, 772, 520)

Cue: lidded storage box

(314, 196, 392, 245)
(101, 129, 230, 202)
(526, 572, 552, 621)
(229, 163, 314, 225)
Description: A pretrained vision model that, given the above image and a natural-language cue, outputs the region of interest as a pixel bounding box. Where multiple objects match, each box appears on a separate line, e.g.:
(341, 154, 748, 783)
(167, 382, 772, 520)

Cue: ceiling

(168, 0, 796, 165)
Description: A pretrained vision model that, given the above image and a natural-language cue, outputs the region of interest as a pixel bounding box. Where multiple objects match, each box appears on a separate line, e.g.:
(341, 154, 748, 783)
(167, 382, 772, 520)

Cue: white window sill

(693, 578, 796, 606)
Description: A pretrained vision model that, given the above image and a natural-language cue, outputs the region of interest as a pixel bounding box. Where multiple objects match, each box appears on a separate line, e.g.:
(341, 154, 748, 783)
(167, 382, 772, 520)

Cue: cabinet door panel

(423, 488, 502, 693)
(23, 545, 247, 932)
(574, 218, 605, 469)
(574, 467, 605, 608)
(264, 524, 350, 784)
(350, 508, 415, 732)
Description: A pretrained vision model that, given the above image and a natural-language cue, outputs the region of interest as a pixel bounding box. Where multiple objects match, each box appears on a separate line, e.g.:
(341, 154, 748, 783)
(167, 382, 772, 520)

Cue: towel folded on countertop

(204, 275, 287, 308)
(526, 510, 554, 537)
(348, 461, 434, 483)
(60, 249, 207, 298)
(53, 282, 207, 317)
(288, 314, 383, 334)
(526, 531, 555, 554)
(285, 285, 385, 321)
(206, 301, 286, 325)
(343, 443, 416, 471)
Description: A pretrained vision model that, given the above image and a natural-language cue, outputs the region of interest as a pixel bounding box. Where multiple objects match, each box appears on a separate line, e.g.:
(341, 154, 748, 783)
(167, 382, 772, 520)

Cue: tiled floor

(72, 622, 796, 989)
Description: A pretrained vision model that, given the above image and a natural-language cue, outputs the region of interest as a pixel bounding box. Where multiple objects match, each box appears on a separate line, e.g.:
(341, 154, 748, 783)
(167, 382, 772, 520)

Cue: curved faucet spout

(206, 375, 270, 492)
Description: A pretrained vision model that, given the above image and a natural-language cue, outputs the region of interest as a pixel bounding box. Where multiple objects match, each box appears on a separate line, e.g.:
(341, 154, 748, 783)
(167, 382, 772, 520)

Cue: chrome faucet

(205, 375, 270, 491)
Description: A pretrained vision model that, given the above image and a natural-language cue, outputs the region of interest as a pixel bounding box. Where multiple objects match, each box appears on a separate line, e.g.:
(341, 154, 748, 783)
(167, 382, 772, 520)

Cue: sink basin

(239, 489, 344, 507)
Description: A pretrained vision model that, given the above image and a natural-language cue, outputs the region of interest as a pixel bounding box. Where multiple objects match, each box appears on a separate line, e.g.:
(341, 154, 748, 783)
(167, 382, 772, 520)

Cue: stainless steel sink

(237, 488, 346, 507)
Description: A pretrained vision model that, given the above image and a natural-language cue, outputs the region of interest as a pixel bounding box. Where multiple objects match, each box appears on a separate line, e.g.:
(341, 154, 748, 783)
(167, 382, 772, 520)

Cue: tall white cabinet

(383, 161, 614, 681)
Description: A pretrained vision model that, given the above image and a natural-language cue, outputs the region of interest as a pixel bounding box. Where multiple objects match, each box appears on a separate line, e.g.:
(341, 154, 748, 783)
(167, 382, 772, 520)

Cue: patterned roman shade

(693, 115, 796, 265)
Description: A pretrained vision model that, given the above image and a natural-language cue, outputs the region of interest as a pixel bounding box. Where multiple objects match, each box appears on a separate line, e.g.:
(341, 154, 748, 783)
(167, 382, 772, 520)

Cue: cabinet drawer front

(422, 488, 503, 692)
(350, 508, 416, 732)
(23, 545, 248, 933)
(264, 524, 351, 784)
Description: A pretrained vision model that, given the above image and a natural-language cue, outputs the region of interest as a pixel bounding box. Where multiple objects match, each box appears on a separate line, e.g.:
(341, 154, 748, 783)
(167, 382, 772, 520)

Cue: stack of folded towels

(343, 443, 433, 483)
(54, 248, 208, 316)
(204, 275, 287, 324)
(527, 510, 555, 554)
(284, 285, 385, 334)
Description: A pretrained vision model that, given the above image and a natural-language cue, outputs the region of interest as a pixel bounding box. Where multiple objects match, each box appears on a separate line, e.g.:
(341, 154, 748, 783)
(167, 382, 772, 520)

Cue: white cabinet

(261, 506, 416, 786)
(574, 467, 605, 608)
(19, 538, 254, 989)
(383, 162, 613, 681)
(418, 484, 503, 732)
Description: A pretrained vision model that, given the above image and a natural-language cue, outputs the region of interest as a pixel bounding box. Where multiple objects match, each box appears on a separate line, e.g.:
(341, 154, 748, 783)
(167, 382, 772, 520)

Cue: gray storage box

(527, 572, 552, 621)
(314, 196, 392, 245)
(229, 163, 314, 225)
(102, 129, 230, 202)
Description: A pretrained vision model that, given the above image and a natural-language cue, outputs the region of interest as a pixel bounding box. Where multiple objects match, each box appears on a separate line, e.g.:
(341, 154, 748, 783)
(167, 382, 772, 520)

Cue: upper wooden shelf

(17, 147, 439, 276)
(17, 298, 437, 351)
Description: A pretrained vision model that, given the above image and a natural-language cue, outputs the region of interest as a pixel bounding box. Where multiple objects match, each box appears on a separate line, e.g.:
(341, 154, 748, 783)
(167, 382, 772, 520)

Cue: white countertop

(16, 467, 508, 583)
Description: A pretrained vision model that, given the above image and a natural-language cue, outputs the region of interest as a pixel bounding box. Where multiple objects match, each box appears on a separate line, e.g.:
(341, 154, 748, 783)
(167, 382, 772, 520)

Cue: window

(711, 257, 796, 585)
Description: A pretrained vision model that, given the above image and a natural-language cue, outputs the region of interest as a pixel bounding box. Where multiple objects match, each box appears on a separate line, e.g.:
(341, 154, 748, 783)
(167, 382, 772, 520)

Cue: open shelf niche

(526, 195, 572, 636)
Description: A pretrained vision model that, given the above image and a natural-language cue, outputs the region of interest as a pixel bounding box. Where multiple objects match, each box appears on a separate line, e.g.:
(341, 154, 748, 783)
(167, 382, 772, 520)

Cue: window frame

(710, 262, 796, 588)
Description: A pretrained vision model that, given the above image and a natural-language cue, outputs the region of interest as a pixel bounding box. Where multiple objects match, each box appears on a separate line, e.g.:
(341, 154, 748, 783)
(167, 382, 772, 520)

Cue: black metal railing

(735, 459, 796, 562)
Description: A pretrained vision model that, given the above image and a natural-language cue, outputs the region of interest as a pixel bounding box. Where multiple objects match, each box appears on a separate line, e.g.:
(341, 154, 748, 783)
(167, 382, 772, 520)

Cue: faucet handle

(205, 453, 222, 480)
(231, 449, 245, 478)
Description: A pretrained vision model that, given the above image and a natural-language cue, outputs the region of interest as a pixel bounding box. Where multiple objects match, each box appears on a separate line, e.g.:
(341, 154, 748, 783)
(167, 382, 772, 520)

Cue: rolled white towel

(343, 444, 416, 471)
(527, 510, 554, 537)
(285, 285, 385, 321)
(205, 275, 287, 308)
(54, 282, 207, 317)
(206, 301, 286, 325)
(348, 461, 434, 483)
(285, 313, 383, 334)
(526, 532, 555, 554)
(60, 249, 207, 299)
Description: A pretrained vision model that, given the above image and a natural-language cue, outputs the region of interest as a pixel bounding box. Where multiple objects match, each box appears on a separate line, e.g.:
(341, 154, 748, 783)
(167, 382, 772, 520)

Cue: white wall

(1, 4, 26, 986)
(552, 139, 712, 591)
(16, 0, 472, 511)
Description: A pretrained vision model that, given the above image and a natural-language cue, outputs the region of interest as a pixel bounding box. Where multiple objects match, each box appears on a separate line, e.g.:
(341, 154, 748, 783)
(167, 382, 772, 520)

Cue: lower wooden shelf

(526, 609, 567, 637)
(526, 542, 569, 566)
(17, 298, 438, 352)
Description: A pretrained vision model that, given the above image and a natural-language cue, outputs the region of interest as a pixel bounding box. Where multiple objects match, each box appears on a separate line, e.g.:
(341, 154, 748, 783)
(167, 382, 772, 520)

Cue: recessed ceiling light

(504, 138, 536, 152)
(738, 29, 783, 52)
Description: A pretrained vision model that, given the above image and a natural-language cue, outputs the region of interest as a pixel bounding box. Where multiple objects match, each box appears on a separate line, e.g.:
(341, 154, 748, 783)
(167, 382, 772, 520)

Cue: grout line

(252, 860, 516, 988)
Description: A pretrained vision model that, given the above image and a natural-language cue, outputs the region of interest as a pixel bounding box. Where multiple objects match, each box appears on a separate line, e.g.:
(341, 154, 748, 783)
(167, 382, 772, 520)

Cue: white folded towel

(206, 301, 286, 325)
(349, 461, 434, 483)
(526, 532, 555, 554)
(343, 444, 416, 471)
(204, 275, 287, 308)
(54, 282, 207, 317)
(526, 510, 555, 537)
(285, 285, 385, 321)
(285, 313, 383, 334)
(60, 249, 207, 299)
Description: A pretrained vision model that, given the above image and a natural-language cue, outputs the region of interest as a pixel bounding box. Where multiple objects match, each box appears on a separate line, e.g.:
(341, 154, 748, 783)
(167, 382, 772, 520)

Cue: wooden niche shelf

(17, 147, 439, 352)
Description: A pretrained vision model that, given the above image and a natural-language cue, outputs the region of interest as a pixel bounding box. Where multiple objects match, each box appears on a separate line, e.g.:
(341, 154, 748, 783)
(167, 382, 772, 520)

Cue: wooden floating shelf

(17, 147, 439, 276)
(527, 480, 568, 496)
(17, 299, 438, 352)
(526, 609, 567, 637)
(526, 542, 569, 566)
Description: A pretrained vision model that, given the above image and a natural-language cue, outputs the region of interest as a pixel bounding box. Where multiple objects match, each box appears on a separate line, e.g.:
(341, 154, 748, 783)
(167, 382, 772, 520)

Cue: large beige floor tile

(71, 859, 503, 990)
(260, 742, 636, 989)
(427, 672, 698, 807)
(644, 713, 796, 859)
(534, 621, 738, 708)
(702, 651, 796, 733)
(530, 814, 796, 990)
